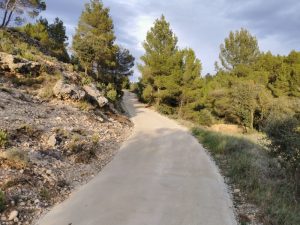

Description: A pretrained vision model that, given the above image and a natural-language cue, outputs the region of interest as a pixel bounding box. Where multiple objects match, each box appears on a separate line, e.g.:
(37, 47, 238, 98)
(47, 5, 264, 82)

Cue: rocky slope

(0, 51, 132, 225)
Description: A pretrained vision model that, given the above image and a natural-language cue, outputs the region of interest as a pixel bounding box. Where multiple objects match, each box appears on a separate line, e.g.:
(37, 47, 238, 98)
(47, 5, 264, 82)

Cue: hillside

(0, 29, 132, 224)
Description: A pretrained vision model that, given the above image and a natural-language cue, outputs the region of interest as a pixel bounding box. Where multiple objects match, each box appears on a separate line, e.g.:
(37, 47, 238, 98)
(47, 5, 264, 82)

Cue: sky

(40, 0, 300, 80)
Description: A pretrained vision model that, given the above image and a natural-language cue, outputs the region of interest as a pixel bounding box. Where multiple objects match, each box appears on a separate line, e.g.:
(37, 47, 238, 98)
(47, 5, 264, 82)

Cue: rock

(46, 170, 52, 175)
(0, 52, 41, 76)
(234, 189, 240, 193)
(83, 84, 108, 108)
(48, 134, 58, 147)
(19, 202, 25, 206)
(8, 210, 18, 221)
(53, 79, 86, 101)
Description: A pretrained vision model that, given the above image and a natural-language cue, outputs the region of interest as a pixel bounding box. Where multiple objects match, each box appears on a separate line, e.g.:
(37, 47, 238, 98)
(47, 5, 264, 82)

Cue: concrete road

(37, 91, 237, 225)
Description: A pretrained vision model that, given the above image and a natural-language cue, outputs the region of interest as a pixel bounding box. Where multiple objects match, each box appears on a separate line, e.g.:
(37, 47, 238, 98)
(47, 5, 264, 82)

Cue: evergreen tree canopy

(72, 0, 134, 98)
(139, 15, 180, 107)
(72, 0, 117, 76)
(217, 28, 260, 71)
(178, 48, 203, 117)
(20, 17, 69, 62)
(0, 0, 46, 28)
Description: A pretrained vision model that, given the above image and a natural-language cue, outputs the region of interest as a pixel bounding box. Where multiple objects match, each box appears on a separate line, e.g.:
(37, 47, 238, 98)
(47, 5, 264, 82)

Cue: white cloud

(41, 0, 300, 80)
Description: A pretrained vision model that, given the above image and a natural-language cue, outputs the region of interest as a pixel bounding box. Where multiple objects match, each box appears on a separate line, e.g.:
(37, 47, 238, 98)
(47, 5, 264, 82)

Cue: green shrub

(142, 85, 154, 103)
(107, 89, 117, 102)
(39, 188, 51, 201)
(157, 104, 175, 115)
(0, 130, 8, 148)
(0, 190, 5, 212)
(264, 113, 300, 178)
(180, 108, 215, 126)
(81, 75, 93, 85)
(65, 136, 97, 163)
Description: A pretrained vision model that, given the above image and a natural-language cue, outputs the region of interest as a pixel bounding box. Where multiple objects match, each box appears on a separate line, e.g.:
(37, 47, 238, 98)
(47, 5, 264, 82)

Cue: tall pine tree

(178, 48, 203, 117)
(139, 15, 181, 111)
(216, 28, 260, 71)
(72, 0, 134, 97)
(72, 0, 117, 77)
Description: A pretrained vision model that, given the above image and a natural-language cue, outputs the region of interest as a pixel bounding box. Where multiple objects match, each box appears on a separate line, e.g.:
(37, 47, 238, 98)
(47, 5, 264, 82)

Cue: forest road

(37, 91, 237, 225)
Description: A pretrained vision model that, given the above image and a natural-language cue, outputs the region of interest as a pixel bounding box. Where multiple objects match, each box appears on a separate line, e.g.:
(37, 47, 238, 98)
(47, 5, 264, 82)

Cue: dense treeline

(136, 16, 300, 129)
(0, 0, 135, 101)
(134, 15, 300, 177)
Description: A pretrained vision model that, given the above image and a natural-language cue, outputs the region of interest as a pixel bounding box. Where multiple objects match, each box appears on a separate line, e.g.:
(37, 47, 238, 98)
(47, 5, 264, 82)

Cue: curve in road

(37, 91, 237, 225)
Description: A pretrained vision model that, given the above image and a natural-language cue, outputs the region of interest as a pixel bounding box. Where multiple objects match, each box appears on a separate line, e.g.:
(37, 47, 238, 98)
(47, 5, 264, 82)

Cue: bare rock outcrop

(53, 78, 86, 101)
(83, 83, 108, 108)
(0, 52, 41, 76)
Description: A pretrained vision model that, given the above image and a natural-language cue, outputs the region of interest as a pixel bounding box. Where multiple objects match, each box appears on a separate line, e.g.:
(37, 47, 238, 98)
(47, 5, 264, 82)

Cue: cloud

(41, 0, 300, 80)
(226, 0, 300, 45)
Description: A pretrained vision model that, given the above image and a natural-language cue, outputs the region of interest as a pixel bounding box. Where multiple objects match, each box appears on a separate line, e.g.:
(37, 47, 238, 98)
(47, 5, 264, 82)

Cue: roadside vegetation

(0, 0, 299, 224)
(133, 15, 300, 224)
(193, 127, 300, 225)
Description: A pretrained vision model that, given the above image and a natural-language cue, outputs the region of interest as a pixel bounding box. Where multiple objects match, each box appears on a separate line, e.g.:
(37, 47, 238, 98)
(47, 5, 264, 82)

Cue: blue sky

(40, 0, 300, 80)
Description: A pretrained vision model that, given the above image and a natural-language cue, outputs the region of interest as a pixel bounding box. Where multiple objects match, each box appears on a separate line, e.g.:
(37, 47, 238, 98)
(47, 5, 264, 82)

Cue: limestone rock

(47, 134, 58, 147)
(83, 84, 108, 108)
(53, 79, 86, 101)
(0, 52, 41, 76)
(8, 210, 18, 221)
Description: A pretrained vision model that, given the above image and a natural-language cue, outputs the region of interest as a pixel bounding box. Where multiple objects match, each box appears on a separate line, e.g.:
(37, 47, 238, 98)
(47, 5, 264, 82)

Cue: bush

(192, 127, 300, 225)
(157, 104, 175, 115)
(65, 135, 97, 163)
(264, 113, 300, 176)
(107, 89, 117, 102)
(0, 130, 8, 148)
(142, 85, 154, 103)
(180, 108, 215, 126)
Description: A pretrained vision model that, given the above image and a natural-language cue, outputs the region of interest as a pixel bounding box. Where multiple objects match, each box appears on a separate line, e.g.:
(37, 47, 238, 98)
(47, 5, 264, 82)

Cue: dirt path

(37, 91, 237, 225)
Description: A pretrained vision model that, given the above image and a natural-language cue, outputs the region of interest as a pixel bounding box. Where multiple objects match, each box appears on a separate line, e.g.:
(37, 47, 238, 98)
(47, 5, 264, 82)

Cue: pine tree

(0, 0, 46, 28)
(21, 17, 69, 62)
(217, 28, 260, 71)
(178, 48, 202, 117)
(72, 0, 134, 99)
(139, 15, 180, 109)
(72, 0, 117, 77)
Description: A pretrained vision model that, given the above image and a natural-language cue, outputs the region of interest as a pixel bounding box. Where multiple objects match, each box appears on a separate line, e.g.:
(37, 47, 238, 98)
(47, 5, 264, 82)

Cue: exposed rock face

(83, 83, 108, 108)
(0, 86, 132, 225)
(0, 52, 41, 76)
(53, 79, 86, 101)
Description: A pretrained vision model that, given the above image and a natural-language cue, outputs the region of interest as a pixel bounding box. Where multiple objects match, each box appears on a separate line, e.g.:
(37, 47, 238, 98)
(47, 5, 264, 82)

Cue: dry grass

(193, 127, 300, 225)
(0, 148, 29, 169)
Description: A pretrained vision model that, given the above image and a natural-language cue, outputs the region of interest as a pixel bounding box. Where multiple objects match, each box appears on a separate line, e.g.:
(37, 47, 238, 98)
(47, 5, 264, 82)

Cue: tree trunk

(1, 10, 8, 28)
(84, 66, 88, 76)
(295, 168, 300, 198)
(4, 9, 14, 27)
(156, 88, 161, 107)
(249, 109, 254, 130)
(179, 98, 184, 118)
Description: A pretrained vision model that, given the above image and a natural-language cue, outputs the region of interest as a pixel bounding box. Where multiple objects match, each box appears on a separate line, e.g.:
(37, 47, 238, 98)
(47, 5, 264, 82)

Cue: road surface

(37, 91, 237, 225)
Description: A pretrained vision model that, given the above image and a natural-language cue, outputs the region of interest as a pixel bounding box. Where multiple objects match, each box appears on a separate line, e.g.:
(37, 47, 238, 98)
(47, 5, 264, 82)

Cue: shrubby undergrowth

(193, 127, 300, 225)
